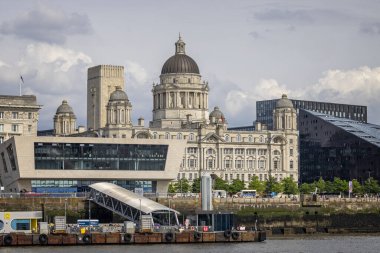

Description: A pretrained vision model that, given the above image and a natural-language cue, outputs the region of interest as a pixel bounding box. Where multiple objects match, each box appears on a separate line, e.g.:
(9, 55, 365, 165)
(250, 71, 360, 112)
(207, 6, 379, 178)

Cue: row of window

(0, 111, 34, 119)
(187, 147, 293, 156)
(178, 172, 295, 182)
(0, 124, 31, 133)
(185, 159, 295, 170)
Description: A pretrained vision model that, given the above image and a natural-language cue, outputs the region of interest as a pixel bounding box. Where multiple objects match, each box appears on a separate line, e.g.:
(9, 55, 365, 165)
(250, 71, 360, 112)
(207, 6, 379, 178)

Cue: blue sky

(1, 0, 380, 129)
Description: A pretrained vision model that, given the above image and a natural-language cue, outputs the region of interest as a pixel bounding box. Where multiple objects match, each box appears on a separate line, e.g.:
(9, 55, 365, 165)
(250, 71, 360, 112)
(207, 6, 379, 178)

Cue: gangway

(88, 182, 179, 226)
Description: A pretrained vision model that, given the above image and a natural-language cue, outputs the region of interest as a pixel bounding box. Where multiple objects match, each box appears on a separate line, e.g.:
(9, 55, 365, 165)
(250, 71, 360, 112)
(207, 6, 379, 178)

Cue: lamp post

(139, 198, 142, 231)
(64, 198, 67, 223)
(88, 197, 92, 233)
(168, 199, 171, 228)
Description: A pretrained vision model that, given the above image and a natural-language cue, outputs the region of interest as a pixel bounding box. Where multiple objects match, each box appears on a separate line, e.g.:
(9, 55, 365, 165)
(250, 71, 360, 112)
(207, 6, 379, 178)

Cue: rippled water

(2, 236, 380, 253)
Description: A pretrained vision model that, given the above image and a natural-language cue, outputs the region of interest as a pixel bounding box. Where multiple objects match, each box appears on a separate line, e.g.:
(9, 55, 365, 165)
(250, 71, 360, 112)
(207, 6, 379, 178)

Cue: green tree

(315, 177, 326, 193)
(351, 179, 363, 194)
(214, 177, 229, 191)
(265, 176, 283, 194)
(332, 177, 348, 194)
(363, 177, 380, 194)
(191, 178, 201, 193)
(248, 175, 265, 194)
(281, 177, 299, 195)
(174, 178, 191, 193)
(228, 179, 245, 194)
(168, 183, 176, 193)
(324, 180, 334, 194)
(299, 182, 315, 194)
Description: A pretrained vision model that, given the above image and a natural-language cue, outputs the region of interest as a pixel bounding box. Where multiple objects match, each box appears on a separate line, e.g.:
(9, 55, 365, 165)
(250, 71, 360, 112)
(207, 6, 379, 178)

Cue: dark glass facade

(299, 110, 380, 183)
(256, 99, 367, 130)
(31, 179, 157, 193)
(34, 142, 168, 171)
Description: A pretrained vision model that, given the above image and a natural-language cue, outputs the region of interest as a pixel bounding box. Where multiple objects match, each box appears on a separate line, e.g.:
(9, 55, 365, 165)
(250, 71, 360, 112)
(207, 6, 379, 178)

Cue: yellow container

(80, 227, 86, 234)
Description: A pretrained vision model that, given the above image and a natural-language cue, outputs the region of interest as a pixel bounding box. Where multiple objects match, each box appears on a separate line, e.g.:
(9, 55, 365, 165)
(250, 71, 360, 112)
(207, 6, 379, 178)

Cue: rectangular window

(0, 124, 3, 132)
(224, 148, 233, 154)
(187, 147, 197, 154)
(189, 173, 192, 180)
(188, 158, 197, 168)
(247, 160, 254, 169)
(194, 173, 198, 179)
(289, 139, 293, 144)
(6, 144, 17, 171)
(246, 149, 256, 155)
(290, 160, 294, 170)
(230, 174, 233, 180)
(224, 159, 232, 169)
(258, 160, 265, 169)
(182, 173, 185, 179)
(11, 125, 18, 132)
(225, 174, 228, 181)
(274, 160, 278, 170)
(235, 148, 244, 155)
(28, 125, 32, 133)
(28, 112, 33, 119)
(258, 149, 267, 156)
(235, 159, 243, 169)
(12, 112, 18, 119)
(0, 112, 4, 119)
(0, 136, 4, 143)
(290, 149, 293, 156)
(207, 159, 214, 169)
(248, 174, 251, 181)
(242, 174, 245, 182)
(236, 174, 240, 180)
(259, 174, 262, 181)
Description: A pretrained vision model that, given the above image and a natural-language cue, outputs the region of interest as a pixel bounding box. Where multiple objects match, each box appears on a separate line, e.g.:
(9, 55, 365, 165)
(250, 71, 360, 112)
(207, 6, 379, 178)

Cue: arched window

(235, 156, 244, 169)
(248, 135, 253, 142)
(153, 132, 157, 139)
(177, 133, 182, 139)
(259, 135, 264, 143)
(273, 158, 280, 170)
(225, 134, 230, 142)
(224, 156, 232, 169)
(165, 132, 170, 139)
(273, 150, 280, 156)
(236, 134, 241, 142)
(189, 133, 195, 141)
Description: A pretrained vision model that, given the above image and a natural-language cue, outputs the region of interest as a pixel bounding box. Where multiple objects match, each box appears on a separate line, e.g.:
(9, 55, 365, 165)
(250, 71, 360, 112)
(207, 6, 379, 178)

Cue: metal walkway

(88, 182, 179, 225)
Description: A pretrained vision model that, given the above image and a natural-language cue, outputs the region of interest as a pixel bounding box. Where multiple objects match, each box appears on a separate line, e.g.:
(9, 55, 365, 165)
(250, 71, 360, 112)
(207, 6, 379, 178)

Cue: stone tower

(87, 65, 125, 130)
(273, 94, 297, 131)
(150, 35, 209, 128)
(54, 100, 76, 136)
(106, 86, 132, 128)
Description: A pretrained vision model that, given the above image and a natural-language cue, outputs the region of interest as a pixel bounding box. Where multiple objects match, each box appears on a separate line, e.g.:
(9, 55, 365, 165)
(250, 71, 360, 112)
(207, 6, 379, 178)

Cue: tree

(248, 176, 265, 194)
(168, 183, 176, 193)
(191, 178, 200, 193)
(281, 177, 299, 195)
(265, 176, 283, 194)
(315, 177, 326, 193)
(332, 177, 348, 194)
(351, 179, 363, 194)
(214, 177, 229, 191)
(174, 178, 191, 193)
(228, 179, 245, 194)
(364, 177, 380, 194)
(299, 183, 313, 194)
(324, 180, 334, 194)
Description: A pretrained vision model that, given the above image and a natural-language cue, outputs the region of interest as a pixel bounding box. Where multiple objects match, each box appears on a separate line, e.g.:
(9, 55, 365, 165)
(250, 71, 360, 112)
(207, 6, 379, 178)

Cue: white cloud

(0, 3, 92, 44)
(0, 43, 92, 129)
(125, 61, 148, 85)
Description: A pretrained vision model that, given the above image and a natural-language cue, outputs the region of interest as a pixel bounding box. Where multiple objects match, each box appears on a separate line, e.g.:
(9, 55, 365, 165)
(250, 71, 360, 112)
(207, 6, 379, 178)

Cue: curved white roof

(89, 182, 179, 214)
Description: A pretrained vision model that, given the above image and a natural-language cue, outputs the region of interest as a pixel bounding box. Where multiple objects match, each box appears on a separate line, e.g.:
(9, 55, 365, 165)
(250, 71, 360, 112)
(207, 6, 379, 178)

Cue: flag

(20, 75, 24, 83)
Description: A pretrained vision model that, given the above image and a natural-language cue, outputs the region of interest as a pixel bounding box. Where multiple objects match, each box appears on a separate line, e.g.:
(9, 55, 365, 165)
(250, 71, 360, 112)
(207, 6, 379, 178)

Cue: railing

(0, 192, 90, 199)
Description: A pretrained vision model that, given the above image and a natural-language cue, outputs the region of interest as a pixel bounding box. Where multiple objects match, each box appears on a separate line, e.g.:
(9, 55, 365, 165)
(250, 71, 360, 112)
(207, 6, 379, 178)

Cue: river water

(2, 235, 379, 253)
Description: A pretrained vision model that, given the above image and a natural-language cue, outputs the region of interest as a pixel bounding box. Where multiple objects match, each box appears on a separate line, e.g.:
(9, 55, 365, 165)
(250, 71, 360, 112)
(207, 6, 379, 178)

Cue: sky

(0, 0, 380, 129)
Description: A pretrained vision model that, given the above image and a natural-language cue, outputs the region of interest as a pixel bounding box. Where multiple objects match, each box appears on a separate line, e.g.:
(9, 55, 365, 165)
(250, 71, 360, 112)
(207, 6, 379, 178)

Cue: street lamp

(139, 198, 142, 231)
(88, 197, 93, 233)
(64, 198, 68, 223)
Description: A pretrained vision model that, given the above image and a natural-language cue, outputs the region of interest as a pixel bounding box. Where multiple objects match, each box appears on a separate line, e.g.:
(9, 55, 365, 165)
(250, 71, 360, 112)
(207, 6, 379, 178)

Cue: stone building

(87, 65, 125, 130)
(80, 36, 299, 185)
(53, 100, 77, 136)
(0, 95, 41, 143)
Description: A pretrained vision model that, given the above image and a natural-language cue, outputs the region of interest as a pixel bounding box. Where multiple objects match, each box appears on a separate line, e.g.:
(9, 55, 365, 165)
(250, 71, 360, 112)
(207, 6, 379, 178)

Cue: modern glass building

(299, 109, 380, 183)
(257, 99, 367, 130)
(0, 136, 185, 193)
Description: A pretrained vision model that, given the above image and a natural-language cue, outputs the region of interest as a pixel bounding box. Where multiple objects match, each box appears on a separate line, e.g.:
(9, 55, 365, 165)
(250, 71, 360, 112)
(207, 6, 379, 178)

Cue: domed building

(150, 35, 209, 128)
(53, 100, 77, 136)
(273, 94, 297, 131)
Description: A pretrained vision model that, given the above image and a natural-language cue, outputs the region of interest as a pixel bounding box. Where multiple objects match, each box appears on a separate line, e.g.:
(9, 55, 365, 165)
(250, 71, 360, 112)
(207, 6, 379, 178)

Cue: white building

(83, 36, 299, 186)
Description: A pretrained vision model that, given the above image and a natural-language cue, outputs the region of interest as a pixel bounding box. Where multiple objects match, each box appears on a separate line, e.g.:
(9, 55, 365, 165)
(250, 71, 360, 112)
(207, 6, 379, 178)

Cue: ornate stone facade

(53, 100, 77, 136)
(83, 36, 300, 186)
(0, 95, 41, 143)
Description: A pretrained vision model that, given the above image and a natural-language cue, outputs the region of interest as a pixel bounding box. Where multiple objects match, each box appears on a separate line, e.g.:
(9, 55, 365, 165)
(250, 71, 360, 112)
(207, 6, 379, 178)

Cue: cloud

(254, 9, 314, 23)
(125, 61, 148, 85)
(360, 22, 380, 35)
(0, 3, 92, 44)
(0, 43, 92, 129)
